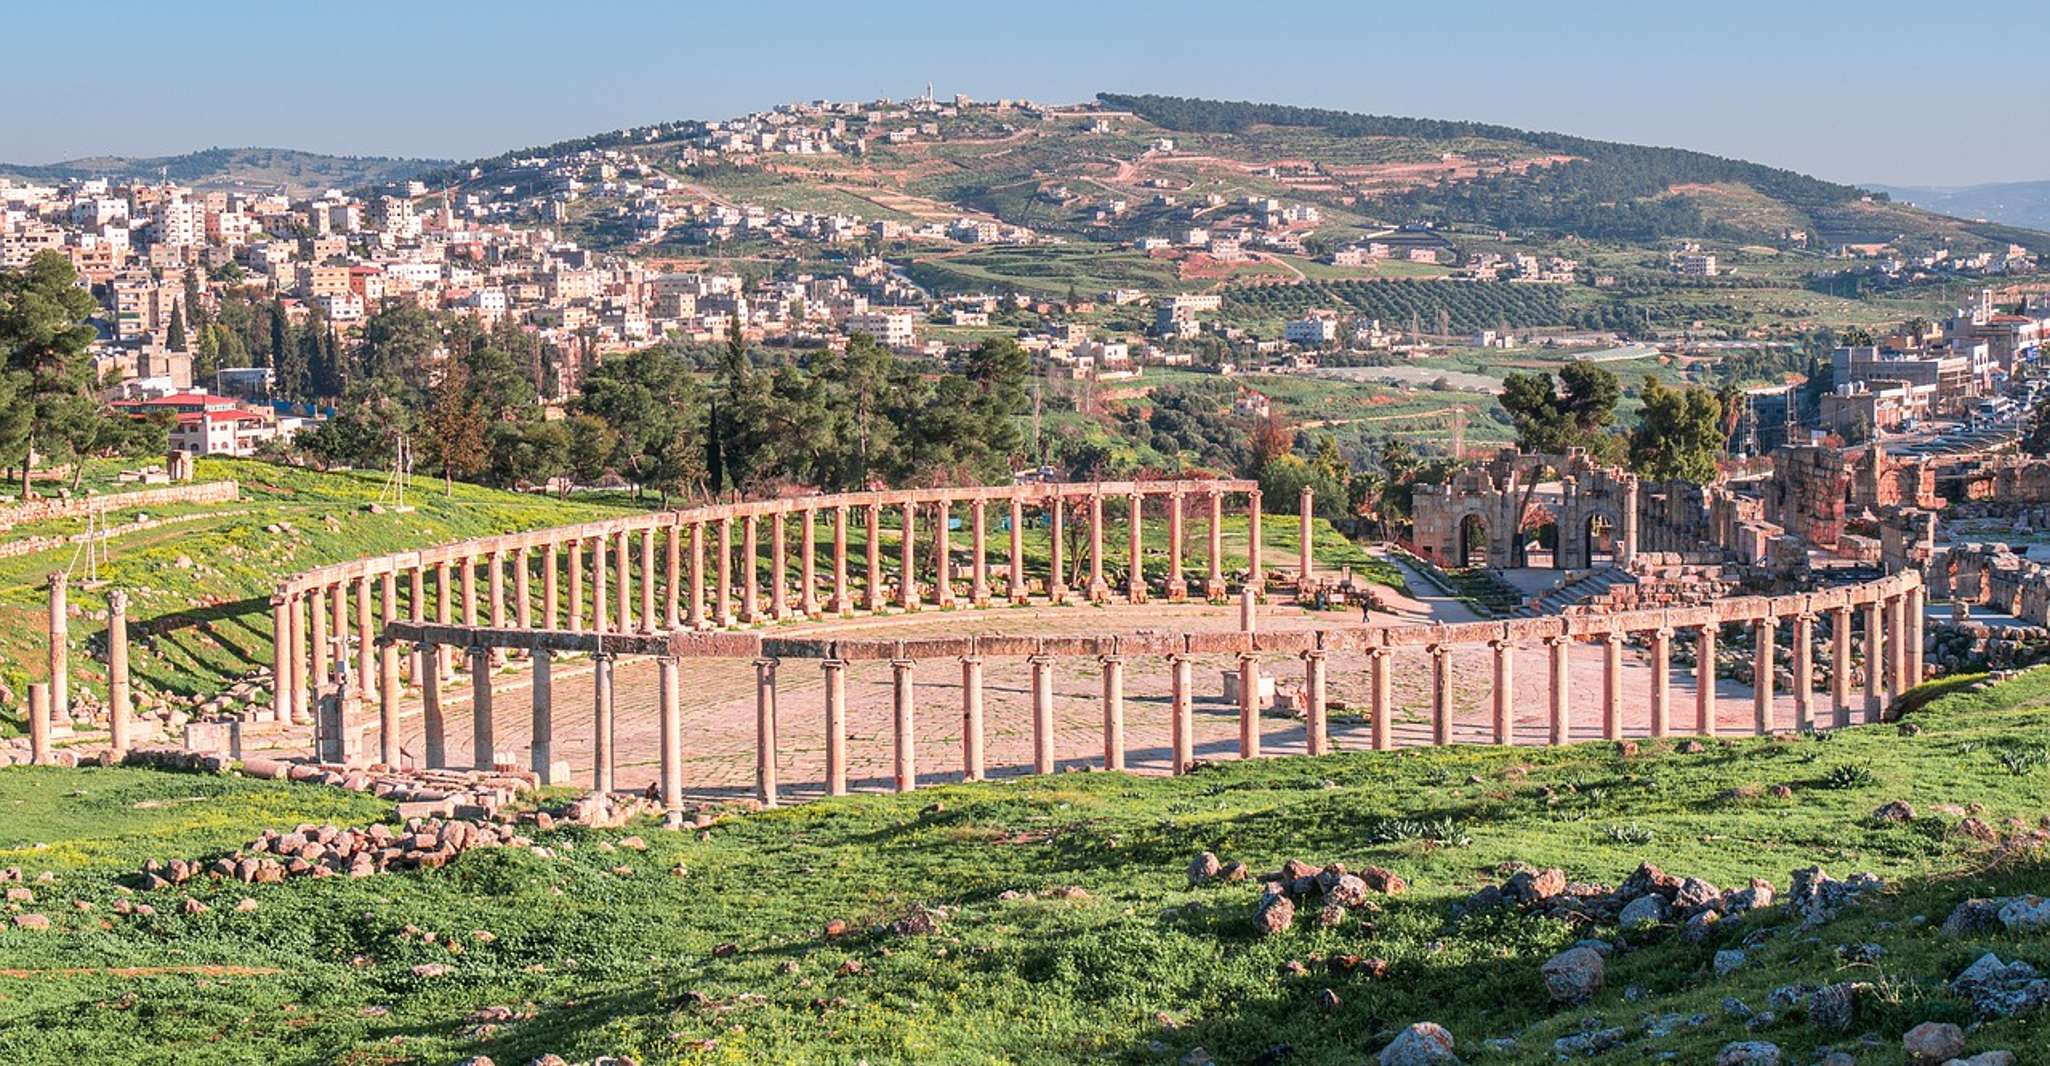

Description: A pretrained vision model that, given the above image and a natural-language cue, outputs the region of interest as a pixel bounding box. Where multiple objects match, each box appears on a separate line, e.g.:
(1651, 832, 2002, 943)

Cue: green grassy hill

(0, 148, 446, 196)
(0, 669, 2044, 1064)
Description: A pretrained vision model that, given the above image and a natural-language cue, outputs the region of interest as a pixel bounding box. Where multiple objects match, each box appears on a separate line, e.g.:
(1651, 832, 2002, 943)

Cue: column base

(1166, 580, 1187, 602)
(1088, 581, 1110, 604)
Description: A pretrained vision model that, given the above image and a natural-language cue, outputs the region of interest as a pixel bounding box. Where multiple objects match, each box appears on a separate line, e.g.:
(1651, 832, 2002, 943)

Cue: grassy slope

(0, 671, 2045, 1064)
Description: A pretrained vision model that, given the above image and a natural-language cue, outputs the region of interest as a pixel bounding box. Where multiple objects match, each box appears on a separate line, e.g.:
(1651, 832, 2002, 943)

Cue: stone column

(1298, 486, 1314, 591)
(873, 504, 889, 610)
(659, 655, 682, 826)
(46, 574, 69, 726)
(1547, 635, 1572, 744)
(355, 577, 375, 698)
(1170, 652, 1194, 772)
(933, 497, 952, 608)
(832, 507, 851, 615)
(528, 546, 545, 631)
(310, 586, 329, 695)
(1791, 613, 1814, 731)
(1370, 646, 1394, 751)
(27, 683, 49, 765)
(1490, 638, 1514, 744)
(468, 645, 494, 771)
(822, 656, 847, 796)
(1429, 644, 1452, 745)
(687, 522, 706, 629)
(1649, 627, 1672, 738)
(461, 554, 478, 630)
(1247, 488, 1264, 599)
(769, 512, 788, 619)
(898, 501, 917, 611)
(530, 649, 558, 784)
(592, 653, 614, 793)
(108, 589, 132, 756)
(639, 526, 656, 630)
(289, 591, 309, 723)
(1048, 492, 1067, 602)
(666, 523, 683, 630)
(1601, 631, 1623, 740)
(380, 571, 399, 681)
(1127, 491, 1146, 603)
(1166, 491, 1187, 601)
(406, 567, 425, 695)
(1886, 593, 1906, 701)
(800, 507, 818, 618)
(592, 534, 609, 635)
(1101, 653, 1125, 771)
(1754, 616, 1778, 733)
(268, 592, 290, 722)
(1830, 606, 1851, 727)
(716, 518, 734, 627)
(1008, 495, 1027, 604)
(1862, 599, 1882, 721)
(1087, 491, 1108, 603)
(1206, 489, 1226, 601)
(421, 643, 444, 768)
(1905, 584, 1924, 689)
(615, 529, 633, 633)
(961, 655, 985, 781)
(1303, 648, 1329, 755)
(970, 499, 989, 607)
(891, 657, 917, 791)
(754, 657, 779, 807)
(378, 637, 401, 767)
(488, 549, 506, 632)
(568, 542, 584, 634)
(1240, 653, 1264, 757)
(1696, 624, 1718, 735)
(1030, 653, 1055, 774)
(334, 581, 353, 689)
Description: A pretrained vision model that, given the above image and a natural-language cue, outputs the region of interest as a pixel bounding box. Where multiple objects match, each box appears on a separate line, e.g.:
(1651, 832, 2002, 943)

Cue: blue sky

(5, 0, 2046, 186)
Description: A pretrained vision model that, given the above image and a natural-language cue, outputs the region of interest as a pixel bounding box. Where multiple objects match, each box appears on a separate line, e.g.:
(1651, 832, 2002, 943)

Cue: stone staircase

(1519, 567, 1636, 616)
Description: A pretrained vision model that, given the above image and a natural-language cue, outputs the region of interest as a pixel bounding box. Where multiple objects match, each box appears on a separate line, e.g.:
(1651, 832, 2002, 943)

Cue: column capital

(1651, 626, 1674, 640)
(1544, 634, 1573, 648)
(1598, 629, 1624, 646)
(1300, 647, 1327, 662)
(958, 654, 983, 666)
(1098, 653, 1125, 667)
(820, 656, 847, 671)
(1366, 644, 1394, 659)
(752, 656, 779, 672)
(1487, 637, 1514, 652)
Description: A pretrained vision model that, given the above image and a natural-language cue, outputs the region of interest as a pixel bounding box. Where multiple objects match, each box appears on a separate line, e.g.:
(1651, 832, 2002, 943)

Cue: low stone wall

(0, 481, 238, 531)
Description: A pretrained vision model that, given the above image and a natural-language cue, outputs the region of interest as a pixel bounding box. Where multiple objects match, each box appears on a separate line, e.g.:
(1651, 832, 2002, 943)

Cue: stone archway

(1458, 512, 1490, 568)
(1517, 504, 1559, 569)
(1585, 513, 1618, 568)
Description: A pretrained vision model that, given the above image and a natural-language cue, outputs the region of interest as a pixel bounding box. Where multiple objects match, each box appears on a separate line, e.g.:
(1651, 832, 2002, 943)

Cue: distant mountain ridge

(0, 147, 447, 196)
(1868, 180, 2050, 232)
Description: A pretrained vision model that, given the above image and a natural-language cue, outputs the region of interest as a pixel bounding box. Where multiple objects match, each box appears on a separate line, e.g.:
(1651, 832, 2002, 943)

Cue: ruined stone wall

(0, 480, 239, 531)
(1411, 448, 1638, 569)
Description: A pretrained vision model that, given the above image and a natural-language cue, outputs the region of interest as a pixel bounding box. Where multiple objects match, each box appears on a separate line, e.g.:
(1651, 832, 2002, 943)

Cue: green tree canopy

(1629, 376, 1725, 484)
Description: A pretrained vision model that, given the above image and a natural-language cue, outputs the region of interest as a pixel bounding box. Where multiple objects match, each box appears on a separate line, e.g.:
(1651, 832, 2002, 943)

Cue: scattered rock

(1715, 1041, 1781, 1065)
(1950, 953, 2050, 1018)
(1807, 981, 1864, 1034)
(1714, 949, 1747, 976)
(1618, 893, 1667, 930)
(1253, 892, 1296, 936)
(11, 914, 50, 930)
(1996, 895, 2050, 933)
(1540, 946, 1604, 1004)
(1187, 852, 1222, 885)
(1378, 1022, 1458, 1066)
(1942, 899, 2004, 938)
(1871, 800, 1916, 822)
(1901, 1021, 1965, 1064)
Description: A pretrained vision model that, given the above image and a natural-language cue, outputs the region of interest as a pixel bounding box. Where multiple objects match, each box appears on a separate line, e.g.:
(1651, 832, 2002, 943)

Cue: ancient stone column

(1649, 627, 1672, 738)
(934, 497, 953, 608)
(529, 648, 557, 783)
(27, 682, 49, 765)
(47, 573, 69, 726)
(1127, 491, 1146, 603)
(1862, 599, 1882, 721)
(961, 654, 985, 781)
(378, 571, 401, 690)
(891, 657, 917, 792)
(1547, 635, 1572, 745)
(1696, 623, 1717, 735)
(639, 526, 656, 630)
(1370, 646, 1394, 751)
(897, 501, 918, 611)
(754, 657, 779, 807)
(1830, 606, 1851, 727)
(355, 577, 375, 698)
(592, 534, 610, 635)
(1491, 638, 1515, 744)
(866, 503, 888, 612)
(289, 591, 309, 723)
(461, 555, 479, 630)
(1754, 616, 1778, 733)
(1303, 647, 1329, 756)
(1886, 593, 1906, 701)
(1206, 489, 1226, 601)
(831, 507, 851, 615)
(107, 589, 132, 756)
(468, 645, 494, 771)
(406, 567, 425, 695)
(615, 528, 633, 633)
(512, 548, 531, 634)
(310, 585, 329, 695)
(1905, 584, 1924, 689)
(1008, 495, 1027, 604)
(769, 512, 789, 619)
(544, 542, 561, 631)
(267, 591, 290, 722)
(488, 549, 506, 634)
(1791, 613, 1814, 731)
(1298, 486, 1314, 591)
(1429, 644, 1452, 745)
(716, 518, 734, 627)
(970, 498, 989, 607)
(1087, 491, 1108, 603)
(659, 655, 683, 826)
(414, 641, 441, 768)
(1240, 653, 1264, 757)
(592, 652, 615, 793)
(1101, 652, 1126, 771)
(570, 542, 588, 634)
(666, 523, 683, 630)
(1048, 492, 1067, 602)
(1601, 631, 1624, 740)
(1166, 491, 1187, 601)
(822, 656, 848, 796)
(688, 522, 707, 628)
(1170, 652, 1195, 772)
(379, 637, 401, 767)
(800, 507, 819, 618)
(1247, 488, 1265, 599)
(1030, 653, 1055, 774)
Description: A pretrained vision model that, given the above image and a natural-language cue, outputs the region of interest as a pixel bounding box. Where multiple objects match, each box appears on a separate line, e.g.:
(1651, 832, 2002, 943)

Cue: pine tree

(423, 359, 487, 494)
(0, 252, 101, 496)
(166, 303, 187, 351)
(267, 298, 288, 371)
